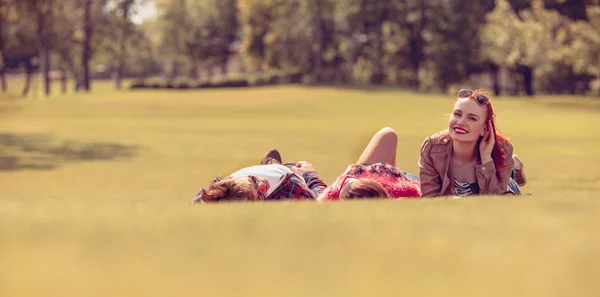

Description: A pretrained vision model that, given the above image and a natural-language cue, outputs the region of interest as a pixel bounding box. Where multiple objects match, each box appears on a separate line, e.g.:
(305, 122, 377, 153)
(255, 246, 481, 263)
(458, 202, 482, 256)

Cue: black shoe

(261, 149, 282, 165)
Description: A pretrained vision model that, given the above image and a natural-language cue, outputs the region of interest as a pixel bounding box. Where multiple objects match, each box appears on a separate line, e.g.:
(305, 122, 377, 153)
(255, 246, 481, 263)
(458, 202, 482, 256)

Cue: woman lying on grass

(190, 158, 327, 203)
(418, 89, 527, 198)
(314, 127, 422, 200)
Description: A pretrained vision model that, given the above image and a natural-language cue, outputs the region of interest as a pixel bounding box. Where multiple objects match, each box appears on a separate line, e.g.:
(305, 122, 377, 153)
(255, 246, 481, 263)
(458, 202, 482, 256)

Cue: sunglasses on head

(458, 89, 489, 106)
(249, 176, 266, 200)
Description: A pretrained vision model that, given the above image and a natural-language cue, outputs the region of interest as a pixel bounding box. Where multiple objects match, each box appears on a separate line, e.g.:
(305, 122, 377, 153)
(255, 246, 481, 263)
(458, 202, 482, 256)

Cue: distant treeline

(2, 0, 600, 96)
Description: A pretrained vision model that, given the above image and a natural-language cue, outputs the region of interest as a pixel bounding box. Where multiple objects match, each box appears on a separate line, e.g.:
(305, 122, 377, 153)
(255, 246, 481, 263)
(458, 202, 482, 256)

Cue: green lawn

(1, 81, 599, 297)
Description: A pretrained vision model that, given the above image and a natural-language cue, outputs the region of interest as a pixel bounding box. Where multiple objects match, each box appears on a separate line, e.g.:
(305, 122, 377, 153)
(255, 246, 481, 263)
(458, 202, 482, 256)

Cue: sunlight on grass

(1, 84, 600, 297)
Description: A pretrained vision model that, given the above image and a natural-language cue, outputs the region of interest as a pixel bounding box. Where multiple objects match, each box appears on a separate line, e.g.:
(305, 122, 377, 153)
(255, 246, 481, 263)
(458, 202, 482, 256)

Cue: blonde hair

(341, 178, 390, 199)
(196, 178, 256, 203)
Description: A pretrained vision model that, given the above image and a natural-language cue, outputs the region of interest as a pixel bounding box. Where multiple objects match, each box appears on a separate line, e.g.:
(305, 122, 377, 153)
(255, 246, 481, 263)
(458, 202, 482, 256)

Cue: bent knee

(376, 127, 398, 140)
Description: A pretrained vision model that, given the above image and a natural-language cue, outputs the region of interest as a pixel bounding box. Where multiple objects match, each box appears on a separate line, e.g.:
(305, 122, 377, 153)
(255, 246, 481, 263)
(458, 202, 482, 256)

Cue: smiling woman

(418, 89, 527, 198)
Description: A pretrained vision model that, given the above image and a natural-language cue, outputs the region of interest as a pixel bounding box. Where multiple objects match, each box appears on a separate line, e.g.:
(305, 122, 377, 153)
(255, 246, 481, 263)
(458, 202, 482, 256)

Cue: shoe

(261, 149, 282, 165)
(512, 154, 523, 171)
(512, 154, 527, 187)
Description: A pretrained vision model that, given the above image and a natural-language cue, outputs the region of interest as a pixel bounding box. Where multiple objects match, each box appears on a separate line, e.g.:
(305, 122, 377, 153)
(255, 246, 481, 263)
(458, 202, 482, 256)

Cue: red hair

(465, 89, 510, 183)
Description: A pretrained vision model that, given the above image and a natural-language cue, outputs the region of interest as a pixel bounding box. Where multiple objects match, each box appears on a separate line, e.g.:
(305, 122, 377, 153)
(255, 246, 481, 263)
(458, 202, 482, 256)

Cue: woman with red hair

(419, 89, 526, 197)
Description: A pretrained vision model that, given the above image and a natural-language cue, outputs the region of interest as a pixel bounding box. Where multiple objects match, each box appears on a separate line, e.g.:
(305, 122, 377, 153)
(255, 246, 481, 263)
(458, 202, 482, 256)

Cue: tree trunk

(224, 0, 237, 75)
(518, 65, 534, 96)
(37, 0, 52, 97)
(115, 21, 129, 89)
(408, 0, 426, 90)
(409, 37, 422, 89)
(82, 0, 92, 92)
(221, 60, 228, 76)
(41, 42, 50, 96)
(370, 29, 384, 85)
(22, 63, 33, 97)
(115, 36, 125, 89)
(489, 63, 500, 96)
(115, 1, 134, 91)
(61, 52, 79, 92)
(568, 67, 576, 95)
(351, 35, 359, 64)
(0, 6, 6, 93)
(0, 70, 5, 93)
(312, 0, 323, 83)
(60, 69, 67, 94)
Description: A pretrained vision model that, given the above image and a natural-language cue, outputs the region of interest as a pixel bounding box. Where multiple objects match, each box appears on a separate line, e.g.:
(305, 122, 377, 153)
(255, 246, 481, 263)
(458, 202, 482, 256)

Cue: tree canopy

(1, 0, 600, 96)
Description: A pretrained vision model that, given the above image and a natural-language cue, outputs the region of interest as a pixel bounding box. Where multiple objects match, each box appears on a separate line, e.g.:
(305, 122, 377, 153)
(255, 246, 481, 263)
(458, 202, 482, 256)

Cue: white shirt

(229, 164, 295, 197)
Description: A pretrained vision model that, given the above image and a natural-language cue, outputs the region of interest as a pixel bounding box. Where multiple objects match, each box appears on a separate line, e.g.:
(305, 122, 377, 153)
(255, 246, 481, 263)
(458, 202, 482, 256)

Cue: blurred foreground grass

(1, 80, 599, 296)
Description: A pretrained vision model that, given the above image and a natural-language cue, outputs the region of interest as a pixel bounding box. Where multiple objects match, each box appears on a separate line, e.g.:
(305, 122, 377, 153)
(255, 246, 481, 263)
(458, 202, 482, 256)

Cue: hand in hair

(479, 120, 495, 164)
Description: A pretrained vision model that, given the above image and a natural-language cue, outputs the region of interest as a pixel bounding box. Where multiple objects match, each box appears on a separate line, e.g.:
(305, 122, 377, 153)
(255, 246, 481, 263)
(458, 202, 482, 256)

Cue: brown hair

(341, 179, 390, 199)
(195, 177, 257, 203)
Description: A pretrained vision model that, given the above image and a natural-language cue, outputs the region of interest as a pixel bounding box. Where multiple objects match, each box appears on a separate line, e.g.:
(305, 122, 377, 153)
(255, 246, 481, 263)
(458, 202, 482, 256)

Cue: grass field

(1, 80, 600, 297)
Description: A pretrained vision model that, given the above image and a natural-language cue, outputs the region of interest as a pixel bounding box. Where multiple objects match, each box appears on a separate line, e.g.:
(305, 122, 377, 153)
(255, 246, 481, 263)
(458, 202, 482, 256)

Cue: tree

(158, 0, 238, 78)
(5, 0, 38, 96)
(81, 0, 92, 91)
(0, 0, 7, 92)
(20, 0, 54, 96)
(426, 0, 496, 93)
(571, 5, 600, 94)
(110, 0, 141, 89)
(481, 0, 597, 95)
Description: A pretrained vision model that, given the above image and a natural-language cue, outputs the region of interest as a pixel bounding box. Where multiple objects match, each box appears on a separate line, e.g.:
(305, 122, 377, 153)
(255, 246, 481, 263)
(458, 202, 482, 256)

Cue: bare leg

(356, 127, 398, 166)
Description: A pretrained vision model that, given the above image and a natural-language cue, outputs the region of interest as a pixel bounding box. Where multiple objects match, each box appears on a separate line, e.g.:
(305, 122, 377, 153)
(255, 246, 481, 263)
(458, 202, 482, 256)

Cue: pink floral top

(317, 163, 422, 201)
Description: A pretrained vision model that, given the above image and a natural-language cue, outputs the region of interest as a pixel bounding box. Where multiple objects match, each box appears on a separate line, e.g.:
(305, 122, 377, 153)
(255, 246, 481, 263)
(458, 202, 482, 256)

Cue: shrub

(146, 77, 167, 89)
(172, 76, 197, 89)
(129, 80, 146, 89)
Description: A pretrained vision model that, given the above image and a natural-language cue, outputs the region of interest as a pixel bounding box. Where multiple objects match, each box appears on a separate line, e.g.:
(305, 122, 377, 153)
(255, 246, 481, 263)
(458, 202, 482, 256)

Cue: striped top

(454, 179, 475, 196)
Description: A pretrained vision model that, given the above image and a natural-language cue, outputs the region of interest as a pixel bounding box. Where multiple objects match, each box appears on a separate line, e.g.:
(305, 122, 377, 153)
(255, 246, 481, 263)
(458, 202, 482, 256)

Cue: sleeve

(268, 173, 325, 200)
(316, 175, 344, 201)
(476, 141, 515, 195)
(302, 171, 328, 198)
(418, 137, 443, 197)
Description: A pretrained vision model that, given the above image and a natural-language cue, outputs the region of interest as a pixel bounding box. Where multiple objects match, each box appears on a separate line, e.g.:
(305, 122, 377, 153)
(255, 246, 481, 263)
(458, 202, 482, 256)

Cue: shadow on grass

(0, 133, 140, 171)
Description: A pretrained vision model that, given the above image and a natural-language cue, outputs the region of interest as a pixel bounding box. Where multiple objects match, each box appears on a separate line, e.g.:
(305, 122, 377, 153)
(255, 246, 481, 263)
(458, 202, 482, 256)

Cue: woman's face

(448, 98, 488, 143)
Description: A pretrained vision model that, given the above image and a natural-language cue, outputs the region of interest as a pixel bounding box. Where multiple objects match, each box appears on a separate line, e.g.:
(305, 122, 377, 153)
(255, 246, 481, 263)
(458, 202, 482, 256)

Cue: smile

(453, 127, 468, 134)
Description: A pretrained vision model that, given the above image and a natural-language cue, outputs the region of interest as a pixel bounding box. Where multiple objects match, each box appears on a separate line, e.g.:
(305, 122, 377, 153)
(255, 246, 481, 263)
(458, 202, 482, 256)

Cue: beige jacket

(418, 131, 515, 197)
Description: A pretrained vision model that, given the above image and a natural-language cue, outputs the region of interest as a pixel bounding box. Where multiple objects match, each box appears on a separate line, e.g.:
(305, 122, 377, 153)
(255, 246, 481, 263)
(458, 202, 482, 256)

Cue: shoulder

(421, 130, 451, 153)
(427, 130, 452, 144)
